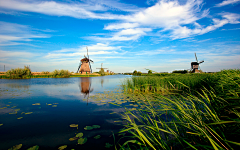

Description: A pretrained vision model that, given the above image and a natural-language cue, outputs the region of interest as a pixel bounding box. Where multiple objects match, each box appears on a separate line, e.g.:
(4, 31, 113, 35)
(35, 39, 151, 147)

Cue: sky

(0, 0, 239, 73)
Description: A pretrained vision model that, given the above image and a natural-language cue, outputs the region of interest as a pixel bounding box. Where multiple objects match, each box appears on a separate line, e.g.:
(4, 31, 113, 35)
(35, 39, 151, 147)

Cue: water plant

(117, 69, 240, 150)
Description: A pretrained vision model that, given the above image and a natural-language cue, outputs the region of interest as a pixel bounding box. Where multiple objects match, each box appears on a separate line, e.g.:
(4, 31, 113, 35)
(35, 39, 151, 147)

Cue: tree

(133, 70, 138, 75)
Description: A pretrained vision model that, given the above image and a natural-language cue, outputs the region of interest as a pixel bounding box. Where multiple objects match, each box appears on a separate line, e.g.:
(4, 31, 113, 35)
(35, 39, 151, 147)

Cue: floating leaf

(35, 103, 40, 105)
(25, 112, 33, 115)
(21, 112, 25, 114)
(0, 124, 3, 126)
(27, 145, 39, 150)
(84, 126, 93, 130)
(15, 109, 20, 112)
(94, 135, 101, 139)
(48, 104, 52, 106)
(69, 124, 78, 128)
(11, 106, 17, 108)
(58, 145, 67, 150)
(92, 125, 100, 129)
(53, 103, 59, 104)
(69, 137, 78, 141)
(52, 105, 57, 107)
(0, 107, 7, 109)
(78, 137, 87, 145)
(8, 102, 12, 103)
(17, 117, 23, 119)
(8, 144, 22, 150)
(6, 105, 10, 106)
(133, 105, 138, 107)
(76, 132, 83, 138)
(131, 108, 137, 110)
(9, 112, 16, 114)
(105, 143, 113, 148)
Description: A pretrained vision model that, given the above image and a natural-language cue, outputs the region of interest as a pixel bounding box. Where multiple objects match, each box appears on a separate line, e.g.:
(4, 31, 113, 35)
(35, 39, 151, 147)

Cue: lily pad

(105, 143, 113, 148)
(84, 126, 93, 130)
(69, 124, 78, 128)
(48, 104, 52, 105)
(17, 117, 23, 119)
(92, 125, 101, 129)
(94, 135, 101, 139)
(58, 145, 67, 150)
(69, 137, 78, 141)
(8, 144, 22, 150)
(25, 112, 33, 115)
(76, 132, 83, 138)
(78, 137, 87, 145)
(27, 145, 39, 150)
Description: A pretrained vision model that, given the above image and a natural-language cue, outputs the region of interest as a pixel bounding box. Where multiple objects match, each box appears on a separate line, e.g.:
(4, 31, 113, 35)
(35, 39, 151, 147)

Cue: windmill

(96, 63, 108, 73)
(191, 53, 204, 73)
(77, 47, 94, 74)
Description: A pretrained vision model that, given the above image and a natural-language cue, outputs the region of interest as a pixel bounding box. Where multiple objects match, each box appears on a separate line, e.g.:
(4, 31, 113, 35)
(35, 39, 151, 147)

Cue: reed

(118, 69, 240, 150)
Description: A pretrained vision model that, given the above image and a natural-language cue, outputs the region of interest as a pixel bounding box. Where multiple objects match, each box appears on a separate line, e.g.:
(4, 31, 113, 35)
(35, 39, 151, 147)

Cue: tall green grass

(118, 69, 240, 150)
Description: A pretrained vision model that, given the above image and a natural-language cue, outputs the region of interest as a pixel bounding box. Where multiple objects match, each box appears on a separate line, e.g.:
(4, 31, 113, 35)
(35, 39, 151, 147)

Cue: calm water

(0, 75, 132, 150)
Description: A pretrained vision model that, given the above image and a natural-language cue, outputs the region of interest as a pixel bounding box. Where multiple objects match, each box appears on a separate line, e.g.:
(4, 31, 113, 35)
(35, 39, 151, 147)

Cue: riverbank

(0, 72, 102, 79)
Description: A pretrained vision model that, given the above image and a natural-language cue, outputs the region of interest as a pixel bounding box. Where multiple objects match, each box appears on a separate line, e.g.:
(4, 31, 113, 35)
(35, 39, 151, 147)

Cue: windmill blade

(86, 46, 89, 59)
(76, 62, 82, 73)
(195, 53, 198, 63)
(199, 60, 204, 64)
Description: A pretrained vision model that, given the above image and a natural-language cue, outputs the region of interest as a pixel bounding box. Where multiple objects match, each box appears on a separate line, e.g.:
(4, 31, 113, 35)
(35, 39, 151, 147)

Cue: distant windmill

(96, 63, 108, 72)
(77, 47, 94, 74)
(191, 53, 204, 73)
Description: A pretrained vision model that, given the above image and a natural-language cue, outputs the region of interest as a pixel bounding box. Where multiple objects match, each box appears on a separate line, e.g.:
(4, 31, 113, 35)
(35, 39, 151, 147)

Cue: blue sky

(0, 0, 239, 73)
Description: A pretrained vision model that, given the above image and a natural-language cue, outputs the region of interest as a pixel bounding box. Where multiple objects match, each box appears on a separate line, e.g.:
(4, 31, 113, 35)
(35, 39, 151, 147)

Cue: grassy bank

(118, 69, 240, 149)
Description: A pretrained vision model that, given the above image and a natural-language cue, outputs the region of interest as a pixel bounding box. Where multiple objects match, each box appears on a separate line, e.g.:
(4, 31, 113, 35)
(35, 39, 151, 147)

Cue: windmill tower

(191, 53, 204, 73)
(96, 63, 108, 73)
(77, 47, 94, 74)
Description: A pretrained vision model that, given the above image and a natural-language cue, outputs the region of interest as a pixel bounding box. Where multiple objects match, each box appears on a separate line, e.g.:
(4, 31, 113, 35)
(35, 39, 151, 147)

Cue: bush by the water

(5, 66, 31, 79)
(51, 69, 71, 77)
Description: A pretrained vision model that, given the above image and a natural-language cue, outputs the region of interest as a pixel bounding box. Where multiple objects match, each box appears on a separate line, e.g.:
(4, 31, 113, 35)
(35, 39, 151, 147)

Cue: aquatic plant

(117, 69, 240, 150)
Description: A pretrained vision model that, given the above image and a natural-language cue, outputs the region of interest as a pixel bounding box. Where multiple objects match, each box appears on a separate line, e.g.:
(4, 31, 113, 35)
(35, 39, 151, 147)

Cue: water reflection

(79, 77, 93, 105)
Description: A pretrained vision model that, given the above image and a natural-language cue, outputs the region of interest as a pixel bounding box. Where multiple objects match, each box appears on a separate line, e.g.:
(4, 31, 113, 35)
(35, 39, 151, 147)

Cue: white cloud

(104, 23, 139, 30)
(45, 43, 122, 58)
(0, 0, 128, 20)
(215, 0, 240, 7)
(0, 21, 49, 46)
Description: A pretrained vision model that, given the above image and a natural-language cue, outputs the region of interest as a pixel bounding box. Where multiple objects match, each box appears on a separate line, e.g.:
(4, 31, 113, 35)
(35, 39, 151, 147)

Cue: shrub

(5, 66, 31, 79)
(51, 69, 70, 77)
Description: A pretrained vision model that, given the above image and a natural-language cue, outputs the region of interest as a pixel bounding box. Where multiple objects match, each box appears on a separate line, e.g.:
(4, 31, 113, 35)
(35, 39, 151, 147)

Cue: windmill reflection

(79, 77, 93, 105)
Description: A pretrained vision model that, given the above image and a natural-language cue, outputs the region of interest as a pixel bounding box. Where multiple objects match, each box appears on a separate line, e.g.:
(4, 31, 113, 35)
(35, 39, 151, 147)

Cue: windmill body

(191, 53, 204, 73)
(77, 47, 94, 74)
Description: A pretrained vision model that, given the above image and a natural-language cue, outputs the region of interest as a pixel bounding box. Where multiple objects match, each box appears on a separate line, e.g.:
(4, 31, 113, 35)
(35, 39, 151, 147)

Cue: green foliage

(5, 66, 31, 79)
(172, 70, 188, 74)
(41, 71, 49, 74)
(148, 70, 152, 74)
(119, 69, 240, 150)
(51, 69, 71, 78)
(133, 70, 138, 75)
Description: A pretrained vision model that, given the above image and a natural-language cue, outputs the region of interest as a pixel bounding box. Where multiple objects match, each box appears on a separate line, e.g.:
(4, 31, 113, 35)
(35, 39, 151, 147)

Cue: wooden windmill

(96, 63, 108, 73)
(191, 53, 204, 73)
(77, 47, 94, 74)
